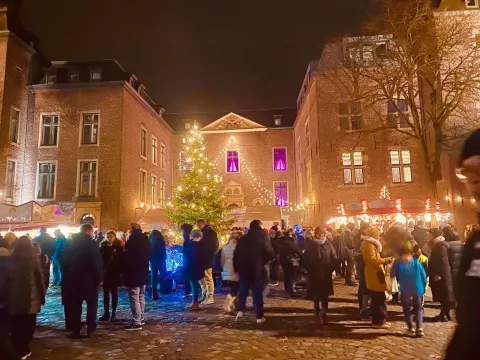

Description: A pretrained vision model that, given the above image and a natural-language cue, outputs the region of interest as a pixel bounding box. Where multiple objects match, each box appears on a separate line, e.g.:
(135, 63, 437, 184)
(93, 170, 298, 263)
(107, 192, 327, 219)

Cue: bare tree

(321, 0, 480, 197)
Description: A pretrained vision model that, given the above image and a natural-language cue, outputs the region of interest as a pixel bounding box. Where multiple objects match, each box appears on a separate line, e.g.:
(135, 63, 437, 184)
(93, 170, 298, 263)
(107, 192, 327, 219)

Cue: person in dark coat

(234, 220, 275, 323)
(278, 229, 302, 297)
(33, 227, 55, 289)
(338, 223, 356, 286)
(425, 228, 454, 322)
(122, 223, 151, 330)
(99, 231, 124, 322)
(443, 225, 463, 294)
(184, 229, 206, 311)
(10, 236, 46, 359)
(303, 227, 338, 325)
(0, 236, 16, 360)
(268, 228, 280, 286)
(411, 220, 429, 250)
(445, 129, 480, 359)
(180, 224, 193, 299)
(197, 219, 219, 305)
(148, 229, 166, 301)
(61, 224, 103, 338)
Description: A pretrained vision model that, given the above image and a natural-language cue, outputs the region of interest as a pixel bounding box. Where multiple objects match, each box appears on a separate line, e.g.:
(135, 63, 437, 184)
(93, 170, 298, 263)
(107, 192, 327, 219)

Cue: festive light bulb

(140, 202, 145, 208)
(177, 186, 182, 191)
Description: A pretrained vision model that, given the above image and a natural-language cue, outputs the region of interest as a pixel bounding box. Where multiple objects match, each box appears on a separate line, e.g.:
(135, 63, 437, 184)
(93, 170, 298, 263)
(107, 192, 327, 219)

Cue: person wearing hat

(446, 129, 480, 359)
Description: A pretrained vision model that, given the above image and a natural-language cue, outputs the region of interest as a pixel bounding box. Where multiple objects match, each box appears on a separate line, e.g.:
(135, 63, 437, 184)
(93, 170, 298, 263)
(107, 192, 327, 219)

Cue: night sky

(20, 0, 368, 113)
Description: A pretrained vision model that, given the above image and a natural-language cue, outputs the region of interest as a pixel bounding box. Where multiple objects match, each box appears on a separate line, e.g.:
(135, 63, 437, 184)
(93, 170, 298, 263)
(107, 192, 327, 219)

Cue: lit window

(141, 128, 147, 158)
(273, 148, 287, 171)
(81, 113, 99, 145)
(466, 0, 479, 9)
(5, 160, 16, 200)
(40, 114, 59, 147)
(274, 181, 288, 207)
(139, 170, 146, 203)
(159, 179, 165, 207)
(160, 142, 166, 169)
(226, 150, 239, 173)
(151, 175, 157, 205)
(342, 151, 364, 185)
(152, 136, 158, 165)
(90, 69, 102, 81)
(37, 162, 56, 199)
(78, 161, 97, 197)
(9, 108, 19, 143)
(339, 103, 362, 131)
(387, 100, 409, 129)
(274, 115, 282, 126)
(390, 150, 412, 183)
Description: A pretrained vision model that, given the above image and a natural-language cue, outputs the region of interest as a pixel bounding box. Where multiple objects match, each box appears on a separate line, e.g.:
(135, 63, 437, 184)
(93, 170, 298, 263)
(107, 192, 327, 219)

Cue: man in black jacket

(446, 129, 480, 359)
(411, 220, 430, 250)
(234, 220, 275, 324)
(33, 227, 55, 289)
(122, 223, 151, 330)
(148, 229, 166, 301)
(61, 224, 103, 338)
(197, 219, 218, 305)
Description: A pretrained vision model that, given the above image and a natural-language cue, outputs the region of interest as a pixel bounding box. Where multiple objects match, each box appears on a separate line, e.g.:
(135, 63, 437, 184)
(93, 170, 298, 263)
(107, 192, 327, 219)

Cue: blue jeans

(401, 292, 423, 329)
(237, 279, 265, 319)
(128, 286, 146, 326)
(52, 259, 62, 286)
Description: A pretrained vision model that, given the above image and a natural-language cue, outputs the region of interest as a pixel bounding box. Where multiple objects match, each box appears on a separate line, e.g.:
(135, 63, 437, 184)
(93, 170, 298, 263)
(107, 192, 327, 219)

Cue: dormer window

(274, 115, 283, 126)
(90, 69, 102, 81)
(466, 0, 479, 8)
(46, 74, 57, 84)
(69, 70, 79, 83)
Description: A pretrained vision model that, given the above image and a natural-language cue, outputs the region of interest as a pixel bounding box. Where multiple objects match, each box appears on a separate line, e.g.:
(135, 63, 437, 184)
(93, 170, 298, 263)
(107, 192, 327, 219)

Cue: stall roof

(137, 208, 170, 230)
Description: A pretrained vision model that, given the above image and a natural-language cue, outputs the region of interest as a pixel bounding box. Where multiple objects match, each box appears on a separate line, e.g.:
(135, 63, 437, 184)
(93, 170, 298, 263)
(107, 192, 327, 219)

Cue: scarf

(314, 237, 327, 245)
(422, 236, 445, 257)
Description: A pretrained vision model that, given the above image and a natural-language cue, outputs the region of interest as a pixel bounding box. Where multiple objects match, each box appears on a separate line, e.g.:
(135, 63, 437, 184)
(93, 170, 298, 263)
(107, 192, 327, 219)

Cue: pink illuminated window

(274, 182, 288, 207)
(273, 148, 287, 171)
(226, 151, 239, 173)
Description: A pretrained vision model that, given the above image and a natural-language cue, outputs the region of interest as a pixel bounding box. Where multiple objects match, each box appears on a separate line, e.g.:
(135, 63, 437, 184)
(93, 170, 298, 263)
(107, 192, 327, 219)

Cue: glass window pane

(401, 150, 411, 164)
(353, 152, 363, 166)
(398, 99, 408, 112)
(339, 103, 348, 115)
(351, 103, 360, 115)
(392, 167, 401, 183)
(355, 168, 364, 184)
(340, 117, 350, 130)
(387, 100, 396, 113)
(273, 148, 287, 171)
(274, 182, 288, 207)
(390, 150, 400, 165)
(403, 167, 412, 182)
(342, 153, 351, 166)
(343, 168, 353, 184)
(351, 115, 361, 130)
(398, 116, 409, 129)
(227, 151, 239, 173)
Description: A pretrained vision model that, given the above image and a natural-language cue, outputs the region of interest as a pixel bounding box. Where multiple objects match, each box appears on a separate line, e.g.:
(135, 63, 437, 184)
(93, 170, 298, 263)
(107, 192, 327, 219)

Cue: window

(5, 160, 16, 200)
(69, 70, 79, 82)
(274, 115, 282, 126)
(9, 108, 19, 143)
(40, 114, 59, 147)
(390, 150, 412, 183)
(387, 99, 409, 129)
(36, 162, 56, 200)
(305, 121, 310, 148)
(159, 179, 165, 207)
(273, 148, 287, 171)
(339, 103, 362, 131)
(81, 113, 99, 145)
(226, 150, 239, 173)
(160, 142, 166, 169)
(151, 175, 157, 205)
(342, 151, 364, 185)
(90, 69, 102, 81)
(466, 0, 479, 8)
(274, 182, 288, 207)
(139, 170, 146, 203)
(151, 136, 158, 165)
(78, 161, 97, 197)
(141, 127, 147, 158)
(46, 74, 57, 84)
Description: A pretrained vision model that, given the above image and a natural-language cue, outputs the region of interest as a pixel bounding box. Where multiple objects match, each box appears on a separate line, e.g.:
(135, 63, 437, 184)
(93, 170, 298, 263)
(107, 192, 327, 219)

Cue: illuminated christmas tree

(380, 185, 391, 200)
(165, 125, 235, 231)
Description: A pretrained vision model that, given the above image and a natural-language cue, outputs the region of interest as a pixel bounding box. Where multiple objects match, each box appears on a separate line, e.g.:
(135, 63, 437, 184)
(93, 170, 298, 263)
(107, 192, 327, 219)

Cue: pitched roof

(164, 108, 297, 132)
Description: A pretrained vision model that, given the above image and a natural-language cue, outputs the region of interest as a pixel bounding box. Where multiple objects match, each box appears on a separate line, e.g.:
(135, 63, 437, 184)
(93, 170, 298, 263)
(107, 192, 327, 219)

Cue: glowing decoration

(140, 202, 145, 208)
(395, 197, 402, 212)
(274, 182, 288, 207)
(226, 151, 239, 173)
(425, 197, 431, 212)
(395, 213, 407, 223)
(424, 213, 432, 223)
(361, 199, 368, 212)
(379, 185, 390, 200)
(273, 148, 287, 171)
(436, 201, 441, 211)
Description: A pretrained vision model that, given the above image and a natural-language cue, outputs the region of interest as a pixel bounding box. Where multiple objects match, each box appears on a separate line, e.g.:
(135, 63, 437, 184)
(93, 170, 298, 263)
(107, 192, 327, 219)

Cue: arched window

(80, 213, 95, 225)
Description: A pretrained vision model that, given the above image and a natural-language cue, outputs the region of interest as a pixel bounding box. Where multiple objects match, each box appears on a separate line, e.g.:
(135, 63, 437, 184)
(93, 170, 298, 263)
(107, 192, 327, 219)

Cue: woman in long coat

(184, 230, 206, 311)
(278, 229, 302, 297)
(303, 227, 337, 325)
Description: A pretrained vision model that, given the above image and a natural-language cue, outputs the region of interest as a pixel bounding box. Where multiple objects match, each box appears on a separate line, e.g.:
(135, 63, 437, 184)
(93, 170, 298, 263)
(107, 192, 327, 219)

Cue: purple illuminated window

(226, 151, 239, 173)
(274, 182, 288, 207)
(273, 148, 287, 171)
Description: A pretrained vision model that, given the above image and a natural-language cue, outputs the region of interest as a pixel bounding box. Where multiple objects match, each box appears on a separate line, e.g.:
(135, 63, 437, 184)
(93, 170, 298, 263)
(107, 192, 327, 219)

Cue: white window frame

(139, 169, 147, 203)
(9, 106, 20, 143)
(79, 111, 100, 146)
(38, 112, 60, 148)
(160, 141, 166, 170)
(151, 174, 157, 205)
(225, 149, 240, 174)
(273, 181, 289, 208)
(151, 135, 158, 165)
(76, 159, 99, 198)
(272, 147, 288, 172)
(390, 149, 413, 183)
(387, 99, 410, 130)
(90, 68, 102, 81)
(4, 158, 17, 201)
(342, 151, 365, 185)
(339, 102, 362, 131)
(35, 160, 58, 201)
(140, 126, 148, 160)
(159, 179, 165, 208)
(466, 0, 479, 9)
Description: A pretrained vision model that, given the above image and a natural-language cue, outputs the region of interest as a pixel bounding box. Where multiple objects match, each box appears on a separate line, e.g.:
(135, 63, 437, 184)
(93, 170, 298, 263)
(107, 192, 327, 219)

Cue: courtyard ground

(31, 280, 454, 360)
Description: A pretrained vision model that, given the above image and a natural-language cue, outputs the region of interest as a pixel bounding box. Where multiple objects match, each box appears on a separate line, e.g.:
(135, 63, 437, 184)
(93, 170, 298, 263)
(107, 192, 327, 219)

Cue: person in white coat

(221, 231, 242, 313)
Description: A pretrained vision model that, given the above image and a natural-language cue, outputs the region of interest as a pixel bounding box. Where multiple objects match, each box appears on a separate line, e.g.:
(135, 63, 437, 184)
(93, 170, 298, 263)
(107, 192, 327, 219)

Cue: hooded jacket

(361, 236, 389, 292)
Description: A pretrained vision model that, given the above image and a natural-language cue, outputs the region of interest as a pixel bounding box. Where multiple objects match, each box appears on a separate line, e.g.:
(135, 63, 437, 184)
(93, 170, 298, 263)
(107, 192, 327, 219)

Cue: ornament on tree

(380, 185, 391, 200)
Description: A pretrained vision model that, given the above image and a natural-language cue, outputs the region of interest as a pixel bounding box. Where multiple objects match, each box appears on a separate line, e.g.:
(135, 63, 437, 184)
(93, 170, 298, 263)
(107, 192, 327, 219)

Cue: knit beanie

(3, 232, 17, 248)
(459, 129, 480, 166)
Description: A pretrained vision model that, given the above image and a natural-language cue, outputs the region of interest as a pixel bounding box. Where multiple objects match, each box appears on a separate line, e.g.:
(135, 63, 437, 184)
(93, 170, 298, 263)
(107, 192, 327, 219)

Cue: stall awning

(242, 205, 282, 228)
(137, 208, 170, 230)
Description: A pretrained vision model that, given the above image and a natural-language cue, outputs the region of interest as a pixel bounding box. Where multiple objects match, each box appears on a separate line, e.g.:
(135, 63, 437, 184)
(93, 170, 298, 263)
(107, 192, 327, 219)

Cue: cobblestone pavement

(31, 279, 454, 360)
